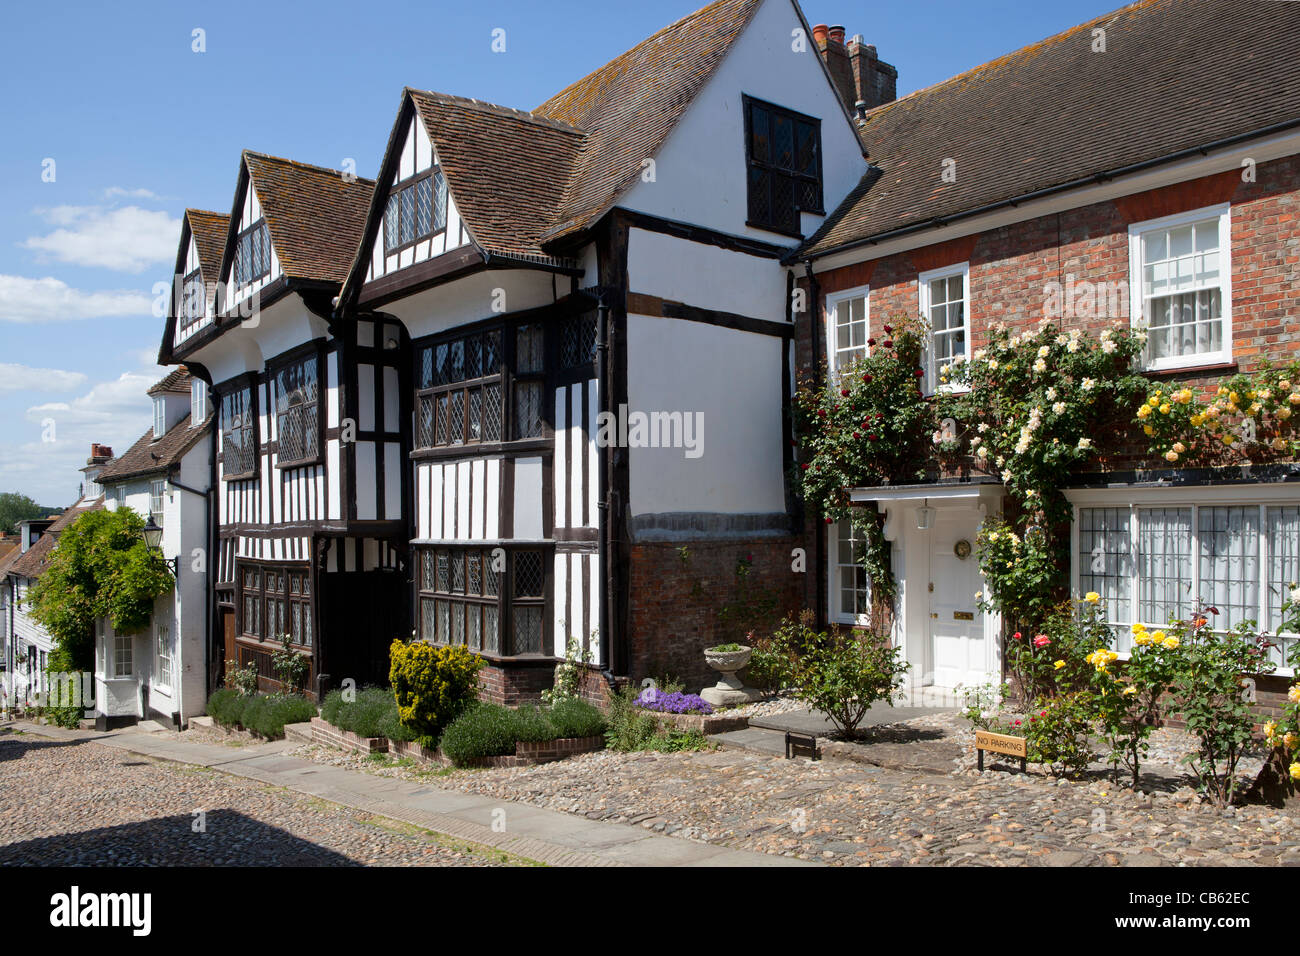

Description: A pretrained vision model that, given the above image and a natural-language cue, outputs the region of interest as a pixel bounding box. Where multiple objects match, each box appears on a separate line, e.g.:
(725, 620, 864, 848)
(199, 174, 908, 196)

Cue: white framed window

(150, 479, 166, 523)
(918, 262, 970, 392)
(190, 378, 208, 425)
(113, 633, 133, 679)
(155, 621, 172, 690)
(824, 285, 870, 375)
(830, 520, 870, 625)
(153, 397, 166, 438)
(1128, 204, 1232, 370)
(1073, 490, 1300, 674)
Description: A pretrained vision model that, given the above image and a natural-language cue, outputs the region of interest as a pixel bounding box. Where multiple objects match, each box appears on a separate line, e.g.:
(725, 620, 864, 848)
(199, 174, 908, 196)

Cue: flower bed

(389, 731, 605, 768)
(310, 716, 388, 755)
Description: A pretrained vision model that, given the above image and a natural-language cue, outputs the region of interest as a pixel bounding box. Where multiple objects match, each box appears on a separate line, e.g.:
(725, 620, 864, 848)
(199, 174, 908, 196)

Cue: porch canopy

(849, 478, 1004, 541)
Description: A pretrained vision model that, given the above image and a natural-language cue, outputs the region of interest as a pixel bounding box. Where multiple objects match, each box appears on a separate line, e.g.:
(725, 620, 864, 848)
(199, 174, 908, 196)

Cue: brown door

(221, 608, 236, 676)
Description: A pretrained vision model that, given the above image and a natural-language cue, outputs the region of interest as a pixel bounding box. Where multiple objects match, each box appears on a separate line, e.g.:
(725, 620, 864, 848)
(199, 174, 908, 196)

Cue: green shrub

(1022, 691, 1096, 777)
(207, 688, 246, 727)
(224, 659, 259, 697)
(439, 703, 523, 765)
(321, 686, 406, 739)
(389, 639, 483, 739)
(603, 685, 708, 752)
(207, 690, 313, 739)
(512, 703, 556, 743)
(747, 612, 819, 693)
(546, 697, 606, 739)
(794, 627, 909, 738)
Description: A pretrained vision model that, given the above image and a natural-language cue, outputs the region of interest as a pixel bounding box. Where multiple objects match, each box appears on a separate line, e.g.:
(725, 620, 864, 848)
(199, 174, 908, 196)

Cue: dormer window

(384, 170, 447, 255)
(177, 267, 205, 329)
(744, 95, 823, 237)
(234, 221, 271, 287)
(191, 378, 208, 425)
(153, 397, 166, 439)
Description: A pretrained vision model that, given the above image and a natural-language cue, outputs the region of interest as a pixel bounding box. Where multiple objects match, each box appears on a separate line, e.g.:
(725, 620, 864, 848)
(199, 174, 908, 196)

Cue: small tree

(29, 508, 172, 672)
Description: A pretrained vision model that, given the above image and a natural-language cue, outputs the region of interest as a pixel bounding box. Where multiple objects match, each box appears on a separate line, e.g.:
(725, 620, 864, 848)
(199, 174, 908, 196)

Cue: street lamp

(142, 515, 178, 577)
(916, 498, 937, 531)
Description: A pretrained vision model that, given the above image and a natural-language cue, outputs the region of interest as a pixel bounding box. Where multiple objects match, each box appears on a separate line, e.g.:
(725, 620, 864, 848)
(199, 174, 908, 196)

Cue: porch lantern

(141, 515, 178, 577)
(916, 500, 936, 531)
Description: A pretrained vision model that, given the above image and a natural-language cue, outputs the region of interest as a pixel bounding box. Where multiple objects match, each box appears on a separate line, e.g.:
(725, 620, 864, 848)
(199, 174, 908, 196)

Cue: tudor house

(94, 370, 212, 728)
(324, 0, 873, 698)
(157, 162, 403, 695)
(790, 0, 1300, 698)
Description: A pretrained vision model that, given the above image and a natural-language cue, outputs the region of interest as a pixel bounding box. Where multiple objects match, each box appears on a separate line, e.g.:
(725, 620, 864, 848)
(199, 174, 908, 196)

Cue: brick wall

(477, 660, 555, 706)
(625, 536, 811, 691)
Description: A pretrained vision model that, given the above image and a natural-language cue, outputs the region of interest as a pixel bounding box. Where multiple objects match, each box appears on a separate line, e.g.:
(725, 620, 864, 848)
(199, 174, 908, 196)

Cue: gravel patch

(0, 729, 519, 867)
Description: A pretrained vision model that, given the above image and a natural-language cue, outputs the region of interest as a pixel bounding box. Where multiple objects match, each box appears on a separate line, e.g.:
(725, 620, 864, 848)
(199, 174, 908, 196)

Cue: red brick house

(790, 0, 1300, 702)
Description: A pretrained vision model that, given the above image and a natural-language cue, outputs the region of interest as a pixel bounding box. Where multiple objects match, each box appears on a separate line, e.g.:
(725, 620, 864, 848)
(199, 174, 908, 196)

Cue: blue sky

(0, 0, 1122, 504)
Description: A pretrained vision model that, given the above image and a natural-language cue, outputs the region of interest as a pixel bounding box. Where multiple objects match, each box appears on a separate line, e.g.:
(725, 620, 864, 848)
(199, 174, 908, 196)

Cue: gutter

(790, 117, 1300, 266)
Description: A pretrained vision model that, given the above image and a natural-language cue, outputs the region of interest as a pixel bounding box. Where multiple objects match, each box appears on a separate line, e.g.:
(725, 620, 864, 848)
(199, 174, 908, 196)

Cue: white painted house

(331, 0, 870, 696)
(94, 370, 213, 728)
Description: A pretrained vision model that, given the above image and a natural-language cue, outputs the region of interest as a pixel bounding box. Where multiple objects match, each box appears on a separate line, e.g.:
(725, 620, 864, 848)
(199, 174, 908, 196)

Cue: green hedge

(320, 687, 414, 742)
(438, 698, 607, 766)
(206, 690, 315, 740)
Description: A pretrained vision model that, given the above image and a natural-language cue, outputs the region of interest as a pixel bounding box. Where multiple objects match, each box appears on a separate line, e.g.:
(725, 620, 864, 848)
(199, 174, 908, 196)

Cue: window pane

(1198, 506, 1259, 633)
(513, 605, 543, 655)
(1137, 508, 1193, 626)
(1078, 507, 1133, 650)
(514, 382, 543, 439)
(750, 104, 769, 163)
(385, 194, 400, 253)
(415, 176, 432, 237)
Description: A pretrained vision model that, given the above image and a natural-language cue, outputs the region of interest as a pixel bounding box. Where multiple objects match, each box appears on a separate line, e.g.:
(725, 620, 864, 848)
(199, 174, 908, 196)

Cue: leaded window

(234, 221, 271, 287)
(274, 354, 320, 464)
(416, 547, 543, 656)
(416, 329, 503, 449)
(221, 385, 257, 477)
(384, 169, 448, 255)
(745, 96, 822, 236)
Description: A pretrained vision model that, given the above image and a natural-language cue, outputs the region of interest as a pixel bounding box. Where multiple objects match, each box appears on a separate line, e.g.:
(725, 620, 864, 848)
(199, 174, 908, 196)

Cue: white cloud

(0, 274, 153, 324)
(0, 363, 88, 394)
(103, 187, 161, 200)
(23, 204, 179, 272)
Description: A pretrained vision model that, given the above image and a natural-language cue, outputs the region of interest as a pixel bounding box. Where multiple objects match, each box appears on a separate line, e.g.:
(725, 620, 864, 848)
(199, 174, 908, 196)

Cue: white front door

(928, 507, 989, 688)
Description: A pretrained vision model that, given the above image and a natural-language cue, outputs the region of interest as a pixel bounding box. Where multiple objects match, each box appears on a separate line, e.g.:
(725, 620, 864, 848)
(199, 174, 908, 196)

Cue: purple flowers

(634, 689, 714, 715)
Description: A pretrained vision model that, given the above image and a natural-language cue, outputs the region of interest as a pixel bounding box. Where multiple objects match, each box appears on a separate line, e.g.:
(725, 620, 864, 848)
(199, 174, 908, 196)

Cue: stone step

(188, 715, 215, 729)
(283, 721, 315, 744)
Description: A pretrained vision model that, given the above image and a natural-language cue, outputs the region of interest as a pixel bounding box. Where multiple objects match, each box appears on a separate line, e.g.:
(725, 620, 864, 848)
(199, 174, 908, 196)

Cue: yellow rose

(1144, 424, 1155, 436)
(1290, 393, 1300, 405)
(1159, 403, 1171, 415)
(1166, 450, 1179, 462)
(1162, 636, 1180, 649)
(1152, 630, 1166, 642)
(1054, 660, 1066, 670)
(1222, 433, 1235, 445)
(1137, 404, 1151, 419)
(1229, 391, 1240, 404)
(1286, 732, 1298, 750)
(1123, 685, 1139, 696)
(1280, 380, 1292, 391)
(1085, 591, 1100, 603)
(1173, 442, 1186, 453)
(1148, 396, 1160, 407)
(1288, 685, 1300, 704)
(1290, 762, 1300, 782)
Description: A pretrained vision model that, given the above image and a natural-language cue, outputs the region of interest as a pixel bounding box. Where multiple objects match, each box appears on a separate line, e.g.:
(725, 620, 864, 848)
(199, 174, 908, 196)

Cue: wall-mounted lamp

(142, 515, 179, 577)
(916, 499, 936, 531)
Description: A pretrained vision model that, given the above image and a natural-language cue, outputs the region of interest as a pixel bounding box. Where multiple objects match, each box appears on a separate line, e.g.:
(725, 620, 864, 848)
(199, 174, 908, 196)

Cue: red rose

(801, 463, 810, 470)
(853, 432, 860, 439)
(914, 369, 924, 378)
(1012, 631, 1022, 641)
(867, 338, 877, 347)
(883, 340, 894, 349)
(883, 324, 893, 334)
(868, 433, 878, 441)
(825, 517, 834, 524)
(841, 389, 850, 397)
(862, 374, 873, 384)
(817, 409, 826, 417)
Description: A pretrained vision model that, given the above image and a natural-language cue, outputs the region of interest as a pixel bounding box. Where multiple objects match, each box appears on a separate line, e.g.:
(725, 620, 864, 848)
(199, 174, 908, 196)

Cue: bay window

(416, 546, 546, 656)
(1075, 494, 1300, 669)
(1129, 204, 1232, 369)
(416, 329, 503, 449)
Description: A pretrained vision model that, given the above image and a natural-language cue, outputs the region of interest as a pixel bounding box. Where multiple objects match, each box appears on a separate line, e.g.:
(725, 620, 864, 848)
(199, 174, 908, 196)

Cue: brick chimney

(815, 27, 898, 118)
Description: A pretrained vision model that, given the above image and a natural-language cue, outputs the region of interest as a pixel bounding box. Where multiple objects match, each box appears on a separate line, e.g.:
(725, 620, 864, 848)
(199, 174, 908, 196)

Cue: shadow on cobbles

(0, 731, 85, 762)
(0, 809, 359, 867)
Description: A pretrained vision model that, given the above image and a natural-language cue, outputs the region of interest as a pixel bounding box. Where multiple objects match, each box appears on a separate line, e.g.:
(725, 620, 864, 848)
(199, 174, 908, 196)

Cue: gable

(363, 108, 470, 287)
(221, 175, 282, 313)
(617, 0, 866, 242)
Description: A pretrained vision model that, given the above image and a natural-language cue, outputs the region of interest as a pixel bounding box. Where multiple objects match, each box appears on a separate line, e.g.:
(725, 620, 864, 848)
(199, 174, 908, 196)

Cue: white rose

(1077, 437, 1092, 450)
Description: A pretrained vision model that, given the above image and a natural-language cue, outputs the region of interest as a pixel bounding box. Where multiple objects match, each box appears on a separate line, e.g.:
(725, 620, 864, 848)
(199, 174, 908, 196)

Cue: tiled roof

(148, 368, 191, 396)
(8, 496, 104, 579)
(534, 0, 763, 243)
(408, 91, 585, 260)
(243, 152, 376, 284)
(798, 0, 1300, 258)
(97, 414, 212, 483)
(186, 209, 229, 280)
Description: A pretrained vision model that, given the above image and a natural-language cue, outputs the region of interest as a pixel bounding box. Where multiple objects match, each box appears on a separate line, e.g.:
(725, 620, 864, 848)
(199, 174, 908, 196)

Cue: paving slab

(747, 702, 955, 734)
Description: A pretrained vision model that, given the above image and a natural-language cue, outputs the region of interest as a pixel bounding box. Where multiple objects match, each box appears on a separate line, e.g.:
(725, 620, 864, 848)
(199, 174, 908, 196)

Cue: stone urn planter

(701, 645, 760, 707)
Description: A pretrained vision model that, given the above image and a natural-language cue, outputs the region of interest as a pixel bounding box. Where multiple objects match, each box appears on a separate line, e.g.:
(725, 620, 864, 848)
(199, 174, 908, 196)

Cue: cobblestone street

(0, 730, 520, 867)
(294, 742, 1300, 866)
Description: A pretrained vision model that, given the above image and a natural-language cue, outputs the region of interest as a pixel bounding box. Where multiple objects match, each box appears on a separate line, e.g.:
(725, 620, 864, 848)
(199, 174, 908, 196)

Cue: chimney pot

(812, 23, 829, 44)
(828, 25, 846, 44)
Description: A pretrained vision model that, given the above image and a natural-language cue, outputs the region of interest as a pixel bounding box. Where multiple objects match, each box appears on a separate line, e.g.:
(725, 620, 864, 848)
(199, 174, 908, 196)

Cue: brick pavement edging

(310, 717, 604, 767)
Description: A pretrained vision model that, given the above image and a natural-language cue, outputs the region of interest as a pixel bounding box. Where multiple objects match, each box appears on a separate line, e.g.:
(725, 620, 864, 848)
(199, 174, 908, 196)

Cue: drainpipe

(595, 296, 613, 678)
(803, 259, 827, 631)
